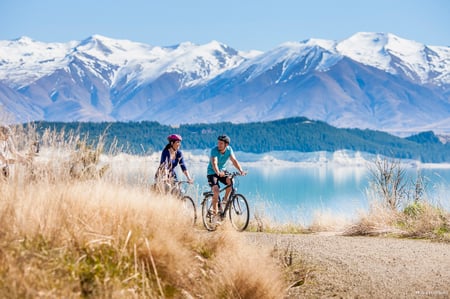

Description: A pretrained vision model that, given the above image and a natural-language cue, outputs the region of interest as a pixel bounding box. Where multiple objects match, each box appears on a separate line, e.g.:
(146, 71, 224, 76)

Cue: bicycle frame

(153, 178, 187, 197)
(172, 180, 190, 198)
(202, 172, 238, 215)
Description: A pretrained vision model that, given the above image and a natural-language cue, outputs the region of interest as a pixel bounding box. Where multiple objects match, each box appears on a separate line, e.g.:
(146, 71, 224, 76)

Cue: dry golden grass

(343, 201, 403, 236)
(398, 200, 450, 241)
(0, 130, 287, 298)
(343, 199, 450, 241)
(343, 158, 450, 240)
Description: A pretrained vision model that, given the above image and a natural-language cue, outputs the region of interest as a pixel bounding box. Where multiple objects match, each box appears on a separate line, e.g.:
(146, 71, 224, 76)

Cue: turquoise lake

(185, 162, 450, 225)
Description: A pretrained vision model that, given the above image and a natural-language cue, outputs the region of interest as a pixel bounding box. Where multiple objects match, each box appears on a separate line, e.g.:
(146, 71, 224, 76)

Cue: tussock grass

(343, 201, 403, 236)
(344, 200, 450, 241)
(247, 214, 307, 234)
(398, 201, 450, 241)
(344, 158, 450, 241)
(0, 178, 286, 298)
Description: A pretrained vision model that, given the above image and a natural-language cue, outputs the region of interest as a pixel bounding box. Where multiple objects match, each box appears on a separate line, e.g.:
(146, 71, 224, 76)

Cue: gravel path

(245, 232, 450, 298)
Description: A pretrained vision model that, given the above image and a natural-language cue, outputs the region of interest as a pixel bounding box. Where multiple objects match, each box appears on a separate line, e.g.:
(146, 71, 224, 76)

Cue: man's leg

(224, 177, 232, 202)
(208, 175, 220, 214)
(212, 184, 220, 214)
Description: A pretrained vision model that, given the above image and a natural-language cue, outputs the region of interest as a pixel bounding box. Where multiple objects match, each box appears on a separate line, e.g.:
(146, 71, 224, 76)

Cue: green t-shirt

(207, 145, 234, 175)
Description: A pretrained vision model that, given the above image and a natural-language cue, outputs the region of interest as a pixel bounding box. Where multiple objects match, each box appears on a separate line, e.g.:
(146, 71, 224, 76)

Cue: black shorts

(207, 174, 228, 187)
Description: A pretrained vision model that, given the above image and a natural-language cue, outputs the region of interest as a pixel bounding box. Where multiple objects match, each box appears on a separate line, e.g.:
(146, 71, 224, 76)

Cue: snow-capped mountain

(0, 32, 449, 135)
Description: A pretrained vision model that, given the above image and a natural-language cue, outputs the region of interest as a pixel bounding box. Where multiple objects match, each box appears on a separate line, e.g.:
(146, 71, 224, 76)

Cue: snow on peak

(336, 32, 449, 83)
(74, 35, 155, 63)
(114, 39, 246, 87)
(221, 32, 449, 86)
(229, 39, 341, 81)
(11, 36, 36, 45)
(0, 36, 75, 87)
(159, 40, 245, 86)
(301, 38, 337, 51)
(170, 41, 197, 50)
(337, 32, 393, 71)
(1, 32, 449, 89)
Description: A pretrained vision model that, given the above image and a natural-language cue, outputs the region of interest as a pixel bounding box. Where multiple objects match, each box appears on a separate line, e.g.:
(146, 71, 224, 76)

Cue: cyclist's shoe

(212, 214, 222, 226)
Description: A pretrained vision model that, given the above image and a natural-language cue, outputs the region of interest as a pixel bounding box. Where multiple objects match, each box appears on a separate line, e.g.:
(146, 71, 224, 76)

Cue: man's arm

(230, 155, 245, 175)
(211, 156, 221, 176)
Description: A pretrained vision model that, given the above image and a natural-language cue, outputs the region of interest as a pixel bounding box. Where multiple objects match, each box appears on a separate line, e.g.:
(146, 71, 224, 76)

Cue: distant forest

(25, 117, 450, 163)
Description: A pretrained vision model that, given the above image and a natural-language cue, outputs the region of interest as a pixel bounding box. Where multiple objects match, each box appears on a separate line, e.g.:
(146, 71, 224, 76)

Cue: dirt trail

(246, 233, 450, 298)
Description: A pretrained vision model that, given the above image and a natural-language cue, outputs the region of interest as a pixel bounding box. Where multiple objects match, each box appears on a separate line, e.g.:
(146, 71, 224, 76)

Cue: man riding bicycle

(206, 135, 246, 224)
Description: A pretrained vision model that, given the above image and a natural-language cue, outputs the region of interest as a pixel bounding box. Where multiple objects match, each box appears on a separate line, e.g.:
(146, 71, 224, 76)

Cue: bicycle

(201, 172, 249, 231)
(152, 179, 197, 225)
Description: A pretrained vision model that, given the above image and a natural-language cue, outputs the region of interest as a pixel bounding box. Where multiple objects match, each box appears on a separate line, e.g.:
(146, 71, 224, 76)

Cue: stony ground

(245, 232, 450, 298)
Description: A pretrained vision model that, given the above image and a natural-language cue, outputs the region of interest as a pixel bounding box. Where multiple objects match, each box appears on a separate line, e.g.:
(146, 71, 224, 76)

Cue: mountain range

(0, 32, 449, 137)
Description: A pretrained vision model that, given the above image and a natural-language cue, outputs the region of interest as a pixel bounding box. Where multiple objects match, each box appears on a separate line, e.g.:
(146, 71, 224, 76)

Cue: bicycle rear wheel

(201, 194, 217, 231)
(180, 195, 197, 225)
(228, 194, 249, 231)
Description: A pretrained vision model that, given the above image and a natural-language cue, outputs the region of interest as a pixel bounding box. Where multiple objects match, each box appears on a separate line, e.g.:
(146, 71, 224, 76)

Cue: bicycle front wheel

(180, 195, 197, 225)
(228, 194, 249, 231)
(201, 194, 219, 231)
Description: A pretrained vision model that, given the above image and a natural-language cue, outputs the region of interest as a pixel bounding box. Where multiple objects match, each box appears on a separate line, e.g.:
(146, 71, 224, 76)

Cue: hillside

(25, 117, 450, 163)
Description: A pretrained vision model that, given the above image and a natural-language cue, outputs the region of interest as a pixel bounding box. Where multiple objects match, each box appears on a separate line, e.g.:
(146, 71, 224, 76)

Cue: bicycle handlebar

(225, 171, 247, 177)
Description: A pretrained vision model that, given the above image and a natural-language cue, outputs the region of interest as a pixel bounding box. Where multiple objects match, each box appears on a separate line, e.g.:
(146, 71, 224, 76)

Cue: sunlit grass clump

(0, 180, 286, 297)
(344, 158, 450, 241)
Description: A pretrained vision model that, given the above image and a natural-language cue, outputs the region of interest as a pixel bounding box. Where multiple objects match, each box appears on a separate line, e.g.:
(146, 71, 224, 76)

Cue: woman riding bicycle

(155, 134, 193, 190)
(206, 135, 246, 224)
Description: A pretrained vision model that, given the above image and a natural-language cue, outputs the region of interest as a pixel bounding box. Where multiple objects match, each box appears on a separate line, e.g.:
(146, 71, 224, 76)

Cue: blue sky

(1, 0, 449, 51)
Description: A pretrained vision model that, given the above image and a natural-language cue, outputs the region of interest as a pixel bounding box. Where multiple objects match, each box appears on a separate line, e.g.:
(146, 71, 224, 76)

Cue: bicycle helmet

(167, 134, 182, 142)
(218, 135, 230, 144)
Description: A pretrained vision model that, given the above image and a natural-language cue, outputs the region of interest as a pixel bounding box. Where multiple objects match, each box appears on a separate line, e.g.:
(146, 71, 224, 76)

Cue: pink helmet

(167, 134, 182, 142)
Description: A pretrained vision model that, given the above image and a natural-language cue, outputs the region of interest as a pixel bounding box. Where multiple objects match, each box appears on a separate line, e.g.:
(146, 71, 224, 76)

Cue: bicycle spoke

(233, 198, 243, 215)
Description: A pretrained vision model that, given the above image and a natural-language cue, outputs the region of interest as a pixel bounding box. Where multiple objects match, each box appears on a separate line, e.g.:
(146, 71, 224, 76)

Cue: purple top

(159, 147, 187, 179)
